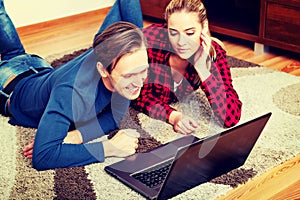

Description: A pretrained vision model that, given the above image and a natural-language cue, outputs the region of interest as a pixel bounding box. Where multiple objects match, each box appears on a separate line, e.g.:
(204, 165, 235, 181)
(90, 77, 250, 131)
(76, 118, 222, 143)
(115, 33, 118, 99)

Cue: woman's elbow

(223, 107, 242, 128)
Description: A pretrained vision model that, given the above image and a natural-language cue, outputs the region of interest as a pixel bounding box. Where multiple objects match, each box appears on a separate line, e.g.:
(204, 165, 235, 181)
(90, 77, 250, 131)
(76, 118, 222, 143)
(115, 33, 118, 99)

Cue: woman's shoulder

(143, 23, 168, 37)
(143, 23, 170, 49)
(211, 37, 226, 52)
(144, 23, 167, 30)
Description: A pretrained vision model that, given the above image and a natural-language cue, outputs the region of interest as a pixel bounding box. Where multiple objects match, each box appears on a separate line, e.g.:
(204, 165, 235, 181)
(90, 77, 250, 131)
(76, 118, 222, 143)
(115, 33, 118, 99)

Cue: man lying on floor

(0, 0, 148, 170)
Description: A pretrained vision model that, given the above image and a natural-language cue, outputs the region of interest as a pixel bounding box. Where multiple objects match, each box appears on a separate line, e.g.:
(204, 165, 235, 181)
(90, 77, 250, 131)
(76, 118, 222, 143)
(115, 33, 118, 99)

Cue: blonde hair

(164, 0, 225, 60)
(165, 0, 207, 24)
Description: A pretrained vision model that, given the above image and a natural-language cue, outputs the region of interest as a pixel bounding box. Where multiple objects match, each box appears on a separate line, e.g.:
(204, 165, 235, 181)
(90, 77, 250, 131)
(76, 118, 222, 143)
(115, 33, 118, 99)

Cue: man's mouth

(126, 86, 140, 95)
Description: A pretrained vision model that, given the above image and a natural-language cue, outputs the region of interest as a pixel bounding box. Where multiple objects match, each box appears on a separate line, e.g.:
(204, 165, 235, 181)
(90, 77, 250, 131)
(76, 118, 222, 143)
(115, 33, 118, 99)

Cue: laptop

(105, 112, 272, 200)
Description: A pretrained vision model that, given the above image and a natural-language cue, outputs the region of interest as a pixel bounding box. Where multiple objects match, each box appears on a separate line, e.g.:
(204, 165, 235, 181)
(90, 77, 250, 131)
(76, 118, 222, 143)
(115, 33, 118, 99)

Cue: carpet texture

(1, 47, 299, 199)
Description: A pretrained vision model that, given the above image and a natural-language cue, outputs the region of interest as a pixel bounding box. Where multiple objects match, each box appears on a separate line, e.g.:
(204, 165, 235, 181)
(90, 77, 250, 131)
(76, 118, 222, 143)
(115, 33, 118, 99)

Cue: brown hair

(93, 21, 147, 73)
(165, 0, 225, 60)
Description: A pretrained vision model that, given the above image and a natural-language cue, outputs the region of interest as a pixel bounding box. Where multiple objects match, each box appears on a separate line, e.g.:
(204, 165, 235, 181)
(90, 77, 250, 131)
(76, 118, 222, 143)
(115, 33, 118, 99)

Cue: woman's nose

(177, 34, 186, 46)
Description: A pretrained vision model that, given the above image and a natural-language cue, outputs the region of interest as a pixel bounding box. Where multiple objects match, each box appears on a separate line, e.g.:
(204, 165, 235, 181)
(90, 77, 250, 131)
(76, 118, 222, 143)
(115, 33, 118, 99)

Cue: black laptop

(105, 112, 272, 200)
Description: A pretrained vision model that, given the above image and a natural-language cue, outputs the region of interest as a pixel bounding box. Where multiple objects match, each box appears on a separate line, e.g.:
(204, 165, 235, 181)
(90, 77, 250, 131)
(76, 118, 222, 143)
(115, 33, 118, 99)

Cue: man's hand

(23, 140, 34, 158)
(103, 129, 140, 158)
(169, 111, 198, 135)
(23, 129, 83, 159)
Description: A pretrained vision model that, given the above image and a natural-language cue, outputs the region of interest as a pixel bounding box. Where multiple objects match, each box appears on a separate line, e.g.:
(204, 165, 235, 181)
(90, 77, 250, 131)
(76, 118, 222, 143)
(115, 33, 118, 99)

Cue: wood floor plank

(217, 154, 300, 200)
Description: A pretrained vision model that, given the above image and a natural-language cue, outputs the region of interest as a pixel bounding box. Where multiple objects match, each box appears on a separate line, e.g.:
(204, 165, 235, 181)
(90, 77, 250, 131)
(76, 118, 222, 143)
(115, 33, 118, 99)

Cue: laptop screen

(158, 112, 271, 199)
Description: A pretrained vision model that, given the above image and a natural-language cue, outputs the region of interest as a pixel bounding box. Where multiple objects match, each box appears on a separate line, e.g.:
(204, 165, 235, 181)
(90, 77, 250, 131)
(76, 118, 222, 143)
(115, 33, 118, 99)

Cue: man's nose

(133, 74, 145, 87)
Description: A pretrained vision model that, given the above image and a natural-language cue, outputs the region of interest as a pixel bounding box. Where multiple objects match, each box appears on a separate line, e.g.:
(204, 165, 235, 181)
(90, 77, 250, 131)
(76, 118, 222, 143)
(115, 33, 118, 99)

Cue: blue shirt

(8, 49, 130, 170)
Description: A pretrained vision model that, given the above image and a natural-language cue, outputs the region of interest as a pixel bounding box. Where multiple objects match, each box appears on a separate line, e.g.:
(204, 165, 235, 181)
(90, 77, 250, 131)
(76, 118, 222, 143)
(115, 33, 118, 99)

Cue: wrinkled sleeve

(131, 82, 176, 123)
(200, 42, 242, 127)
(32, 86, 104, 171)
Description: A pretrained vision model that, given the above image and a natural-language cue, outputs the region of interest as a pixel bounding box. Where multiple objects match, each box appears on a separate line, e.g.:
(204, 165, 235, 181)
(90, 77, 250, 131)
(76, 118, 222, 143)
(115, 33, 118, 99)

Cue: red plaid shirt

(131, 24, 242, 127)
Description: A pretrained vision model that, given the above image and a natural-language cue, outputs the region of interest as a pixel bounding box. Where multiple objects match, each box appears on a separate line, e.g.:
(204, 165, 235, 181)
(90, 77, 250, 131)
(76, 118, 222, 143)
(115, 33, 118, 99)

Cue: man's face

(102, 48, 148, 100)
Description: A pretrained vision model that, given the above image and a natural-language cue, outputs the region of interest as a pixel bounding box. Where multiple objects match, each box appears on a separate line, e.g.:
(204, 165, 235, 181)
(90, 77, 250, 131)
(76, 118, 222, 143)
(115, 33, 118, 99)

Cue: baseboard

(16, 7, 111, 36)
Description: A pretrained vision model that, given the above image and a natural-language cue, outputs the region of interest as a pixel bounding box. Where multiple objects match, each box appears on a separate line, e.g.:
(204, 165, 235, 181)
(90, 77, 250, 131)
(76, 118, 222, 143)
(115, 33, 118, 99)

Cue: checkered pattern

(131, 24, 242, 127)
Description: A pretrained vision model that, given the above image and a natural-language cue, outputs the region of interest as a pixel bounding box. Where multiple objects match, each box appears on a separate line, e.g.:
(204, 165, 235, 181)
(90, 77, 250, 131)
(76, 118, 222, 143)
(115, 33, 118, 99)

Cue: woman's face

(167, 11, 203, 59)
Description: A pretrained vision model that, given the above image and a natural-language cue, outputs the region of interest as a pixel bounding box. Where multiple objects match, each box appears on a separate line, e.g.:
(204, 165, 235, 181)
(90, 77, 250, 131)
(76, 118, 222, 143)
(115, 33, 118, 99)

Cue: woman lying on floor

(131, 0, 242, 134)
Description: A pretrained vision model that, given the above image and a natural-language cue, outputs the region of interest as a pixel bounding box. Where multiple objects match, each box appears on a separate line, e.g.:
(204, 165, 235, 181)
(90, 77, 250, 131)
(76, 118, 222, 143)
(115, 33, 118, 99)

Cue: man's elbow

(32, 151, 56, 171)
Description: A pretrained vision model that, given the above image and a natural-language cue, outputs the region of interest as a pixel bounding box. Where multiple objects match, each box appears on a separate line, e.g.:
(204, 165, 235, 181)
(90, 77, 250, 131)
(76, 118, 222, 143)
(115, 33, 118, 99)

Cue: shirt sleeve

(131, 24, 176, 122)
(200, 42, 242, 127)
(131, 82, 176, 123)
(77, 108, 116, 143)
(32, 86, 105, 171)
(80, 93, 130, 142)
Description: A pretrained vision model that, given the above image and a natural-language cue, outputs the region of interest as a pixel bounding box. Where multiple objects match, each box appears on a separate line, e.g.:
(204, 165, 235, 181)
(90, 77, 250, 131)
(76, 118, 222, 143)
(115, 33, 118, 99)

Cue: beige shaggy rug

(0, 48, 299, 199)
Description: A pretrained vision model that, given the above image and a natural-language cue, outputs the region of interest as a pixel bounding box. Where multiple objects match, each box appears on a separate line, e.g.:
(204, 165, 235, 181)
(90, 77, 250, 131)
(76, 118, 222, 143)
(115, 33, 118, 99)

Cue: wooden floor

(16, 7, 300, 199)
(16, 8, 300, 76)
(217, 153, 300, 200)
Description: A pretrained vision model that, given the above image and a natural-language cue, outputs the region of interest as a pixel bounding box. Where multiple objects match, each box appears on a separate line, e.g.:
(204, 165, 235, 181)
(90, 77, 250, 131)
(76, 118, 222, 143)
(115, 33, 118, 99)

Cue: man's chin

(121, 90, 141, 100)
(127, 93, 140, 100)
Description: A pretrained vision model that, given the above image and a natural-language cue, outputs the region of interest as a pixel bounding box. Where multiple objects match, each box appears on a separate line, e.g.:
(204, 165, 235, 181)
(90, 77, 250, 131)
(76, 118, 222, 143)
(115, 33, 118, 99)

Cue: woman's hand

(169, 111, 198, 135)
(194, 32, 212, 81)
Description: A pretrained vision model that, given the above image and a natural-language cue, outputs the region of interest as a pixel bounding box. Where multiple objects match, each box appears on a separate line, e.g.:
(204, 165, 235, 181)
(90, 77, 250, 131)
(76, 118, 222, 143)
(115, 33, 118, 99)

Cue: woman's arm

(131, 82, 176, 123)
(198, 41, 242, 127)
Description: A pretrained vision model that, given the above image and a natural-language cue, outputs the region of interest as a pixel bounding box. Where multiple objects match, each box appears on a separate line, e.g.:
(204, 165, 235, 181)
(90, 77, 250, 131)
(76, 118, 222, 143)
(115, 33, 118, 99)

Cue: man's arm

(24, 129, 140, 161)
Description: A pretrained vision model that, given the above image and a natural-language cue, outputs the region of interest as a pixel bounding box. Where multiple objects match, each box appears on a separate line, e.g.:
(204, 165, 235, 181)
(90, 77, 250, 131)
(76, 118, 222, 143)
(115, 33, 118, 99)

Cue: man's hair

(93, 21, 147, 73)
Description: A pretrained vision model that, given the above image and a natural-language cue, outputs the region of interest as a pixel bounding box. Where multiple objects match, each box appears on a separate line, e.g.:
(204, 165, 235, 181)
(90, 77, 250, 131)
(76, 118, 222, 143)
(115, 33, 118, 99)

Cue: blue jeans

(94, 0, 143, 38)
(0, 0, 53, 92)
(0, 0, 143, 110)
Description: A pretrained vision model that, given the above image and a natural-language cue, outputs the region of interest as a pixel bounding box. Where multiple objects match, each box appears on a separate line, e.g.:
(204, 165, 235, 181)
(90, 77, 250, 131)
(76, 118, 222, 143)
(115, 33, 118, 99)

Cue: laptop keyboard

(132, 162, 172, 188)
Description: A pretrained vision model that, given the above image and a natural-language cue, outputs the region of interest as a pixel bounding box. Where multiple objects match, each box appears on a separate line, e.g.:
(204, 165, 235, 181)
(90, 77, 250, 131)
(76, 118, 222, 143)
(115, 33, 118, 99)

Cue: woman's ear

(96, 62, 109, 78)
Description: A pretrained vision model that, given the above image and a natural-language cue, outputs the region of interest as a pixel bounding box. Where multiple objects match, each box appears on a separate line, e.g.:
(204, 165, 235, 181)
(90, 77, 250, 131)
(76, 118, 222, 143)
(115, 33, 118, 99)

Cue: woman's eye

(169, 31, 178, 37)
(186, 31, 195, 36)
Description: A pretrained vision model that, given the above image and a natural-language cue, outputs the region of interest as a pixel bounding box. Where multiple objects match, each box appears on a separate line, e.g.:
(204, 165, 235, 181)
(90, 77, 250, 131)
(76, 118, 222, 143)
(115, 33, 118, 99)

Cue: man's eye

(123, 74, 133, 79)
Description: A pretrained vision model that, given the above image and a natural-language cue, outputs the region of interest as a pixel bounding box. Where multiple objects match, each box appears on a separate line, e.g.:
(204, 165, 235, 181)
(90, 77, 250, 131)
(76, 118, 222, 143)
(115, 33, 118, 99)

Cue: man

(0, 0, 148, 170)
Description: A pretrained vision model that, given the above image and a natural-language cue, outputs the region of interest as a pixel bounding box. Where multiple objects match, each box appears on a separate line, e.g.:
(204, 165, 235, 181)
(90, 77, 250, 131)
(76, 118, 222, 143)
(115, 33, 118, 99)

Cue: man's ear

(96, 62, 109, 78)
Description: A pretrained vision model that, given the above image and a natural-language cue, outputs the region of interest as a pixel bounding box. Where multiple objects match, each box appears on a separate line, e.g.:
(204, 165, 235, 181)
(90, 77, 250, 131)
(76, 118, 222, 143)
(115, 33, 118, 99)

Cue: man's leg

(94, 0, 143, 39)
(0, 0, 25, 60)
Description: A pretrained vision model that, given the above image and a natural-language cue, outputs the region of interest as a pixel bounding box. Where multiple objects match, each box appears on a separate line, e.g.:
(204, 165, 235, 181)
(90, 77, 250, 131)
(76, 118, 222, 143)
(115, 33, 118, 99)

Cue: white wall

(4, 0, 115, 28)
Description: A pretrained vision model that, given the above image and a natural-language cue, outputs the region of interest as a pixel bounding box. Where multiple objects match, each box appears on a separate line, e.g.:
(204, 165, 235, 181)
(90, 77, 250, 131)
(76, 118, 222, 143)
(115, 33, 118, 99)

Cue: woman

(131, 0, 242, 134)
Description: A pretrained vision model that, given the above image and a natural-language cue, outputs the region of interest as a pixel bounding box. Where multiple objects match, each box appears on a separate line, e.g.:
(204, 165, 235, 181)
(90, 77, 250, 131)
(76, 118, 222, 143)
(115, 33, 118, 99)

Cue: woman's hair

(165, 0, 207, 24)
(93, 21, 147, 73)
